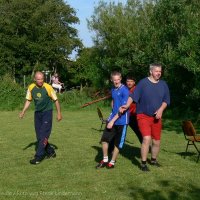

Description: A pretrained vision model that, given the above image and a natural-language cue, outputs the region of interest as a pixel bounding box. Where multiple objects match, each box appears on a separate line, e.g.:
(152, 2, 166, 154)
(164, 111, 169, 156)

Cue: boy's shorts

(137, 113, 162, 140)
(101, 125, 127, 149)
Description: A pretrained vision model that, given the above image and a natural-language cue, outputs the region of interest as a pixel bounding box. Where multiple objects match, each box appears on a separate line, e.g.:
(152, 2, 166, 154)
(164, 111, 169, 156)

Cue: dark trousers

(34, 110, 55, 159)
(108, 115, 143, 152)
(129, 115, 143, 144)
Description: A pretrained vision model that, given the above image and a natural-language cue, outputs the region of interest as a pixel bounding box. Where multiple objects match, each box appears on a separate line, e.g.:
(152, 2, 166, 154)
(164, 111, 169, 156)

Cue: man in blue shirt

(96, 71, 129, 169)
(121, 63, 170, 171)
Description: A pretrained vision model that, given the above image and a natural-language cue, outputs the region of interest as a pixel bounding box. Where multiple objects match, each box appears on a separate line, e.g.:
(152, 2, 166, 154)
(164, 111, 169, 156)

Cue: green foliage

(88, 0, 151, 78)
(0, 74, 25, 110)
(58, 88, 110, 110)
(0, 74, 110, 111)
(88, 0, 200, 112)
(58, 89, 91, 109)
(68, 48, 105, 89)
(1, 0, 200, 113)
(0, 0, 82, 79)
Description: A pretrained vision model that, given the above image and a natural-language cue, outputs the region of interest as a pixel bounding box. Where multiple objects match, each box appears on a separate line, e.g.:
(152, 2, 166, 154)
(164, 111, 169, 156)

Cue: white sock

(109, 160, 115, 165)
(103, 156, 108, 162)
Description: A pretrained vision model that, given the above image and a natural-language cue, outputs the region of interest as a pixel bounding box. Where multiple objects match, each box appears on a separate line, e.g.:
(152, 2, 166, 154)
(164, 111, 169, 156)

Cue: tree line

(84, 0, 200, 112)
(0, 0, 82, 83)
(0, 0, 200, 113)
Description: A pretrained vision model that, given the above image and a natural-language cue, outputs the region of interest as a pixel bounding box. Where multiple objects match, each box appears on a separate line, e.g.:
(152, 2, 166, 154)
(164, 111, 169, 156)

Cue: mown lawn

(0, 108, 199, 200)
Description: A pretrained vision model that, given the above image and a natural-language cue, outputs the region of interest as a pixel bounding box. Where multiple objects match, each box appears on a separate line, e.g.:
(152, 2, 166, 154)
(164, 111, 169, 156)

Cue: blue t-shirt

(108, 84, 129, 125)
(130, 77, 170, 116)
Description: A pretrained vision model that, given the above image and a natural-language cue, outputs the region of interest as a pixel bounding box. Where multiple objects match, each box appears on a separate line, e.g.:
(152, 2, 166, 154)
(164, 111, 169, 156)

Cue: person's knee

(102, 141, 108, 147)
(152, 139, 160, 146)
(142, 136, 151, 145)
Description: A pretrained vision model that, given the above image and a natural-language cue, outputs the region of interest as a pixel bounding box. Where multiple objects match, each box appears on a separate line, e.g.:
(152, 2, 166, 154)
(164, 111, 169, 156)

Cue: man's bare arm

(55, 100, 62, 121)
(19, 100, 31, 119)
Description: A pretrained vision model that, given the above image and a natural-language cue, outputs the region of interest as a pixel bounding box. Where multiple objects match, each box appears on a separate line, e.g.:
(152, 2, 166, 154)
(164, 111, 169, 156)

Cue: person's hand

(119, 105, 127, 114)
(57, 113, 62, 121)
(107, 121, 114, 129)
(19, 111, 25, 119)
(154, 109, 163, 119)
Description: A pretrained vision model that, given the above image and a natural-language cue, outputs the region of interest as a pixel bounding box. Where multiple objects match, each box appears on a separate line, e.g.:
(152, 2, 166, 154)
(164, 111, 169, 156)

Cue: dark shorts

(101, 125, 127, 149)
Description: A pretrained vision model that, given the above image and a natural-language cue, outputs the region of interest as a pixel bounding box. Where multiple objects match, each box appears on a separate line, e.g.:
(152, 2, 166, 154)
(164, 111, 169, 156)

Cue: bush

(58, 88, 110, 110)
(58, 89, 93, 110)
(0, 74, 25, 110)
(0, 77, 110, 111)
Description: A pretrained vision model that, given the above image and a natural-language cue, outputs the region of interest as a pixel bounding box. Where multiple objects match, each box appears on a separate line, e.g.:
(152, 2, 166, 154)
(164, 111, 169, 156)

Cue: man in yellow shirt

(19, 71, 62, 164)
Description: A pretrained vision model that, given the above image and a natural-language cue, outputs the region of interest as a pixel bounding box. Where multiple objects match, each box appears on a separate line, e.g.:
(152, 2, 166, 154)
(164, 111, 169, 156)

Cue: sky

(65, 0, 127, 48)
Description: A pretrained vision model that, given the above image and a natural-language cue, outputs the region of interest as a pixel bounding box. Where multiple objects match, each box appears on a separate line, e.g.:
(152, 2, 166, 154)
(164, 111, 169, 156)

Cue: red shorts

(137, 114, 162, 140)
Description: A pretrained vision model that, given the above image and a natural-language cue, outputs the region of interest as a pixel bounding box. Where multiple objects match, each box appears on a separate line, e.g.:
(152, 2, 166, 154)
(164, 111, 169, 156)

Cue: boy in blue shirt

(96, 71, 129, 169)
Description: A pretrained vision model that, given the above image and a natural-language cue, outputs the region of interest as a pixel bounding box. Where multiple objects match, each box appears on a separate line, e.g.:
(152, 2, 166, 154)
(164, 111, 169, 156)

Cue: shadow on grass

(92, 146, 103, 163)
(92, 143, 141, 167)
(91, 127, 103, 132)
(23, 141, 58, 151)
(122, 180, 200, 199)
(176, 151, 199, 163)
(162, 148, 199, 162)
(176, 151, 197, 157)
(120, 143, 141, 166)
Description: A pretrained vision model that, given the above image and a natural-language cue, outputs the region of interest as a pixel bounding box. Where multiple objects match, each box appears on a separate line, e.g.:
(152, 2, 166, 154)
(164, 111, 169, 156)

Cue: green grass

(0, 108, 200, 200)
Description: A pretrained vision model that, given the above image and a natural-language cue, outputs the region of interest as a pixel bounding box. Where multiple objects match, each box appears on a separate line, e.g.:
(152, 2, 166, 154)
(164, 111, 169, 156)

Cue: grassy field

(0, 108, 200, 200)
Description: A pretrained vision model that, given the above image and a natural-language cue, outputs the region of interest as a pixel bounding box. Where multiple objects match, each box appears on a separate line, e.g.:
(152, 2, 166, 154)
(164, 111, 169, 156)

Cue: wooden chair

(182, 120, 200, 162)
(97, 107, 107, 130)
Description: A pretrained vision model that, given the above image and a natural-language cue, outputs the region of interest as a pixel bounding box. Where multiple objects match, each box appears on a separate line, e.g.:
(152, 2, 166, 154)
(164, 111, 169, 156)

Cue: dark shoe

(46, 152, 56, 159)
(96, 160, 108, 169)
(150, 161, 161, 167)
(106, 163, 114, 169)
(30, 157, 42, 165)
(140, 164, 150, 172)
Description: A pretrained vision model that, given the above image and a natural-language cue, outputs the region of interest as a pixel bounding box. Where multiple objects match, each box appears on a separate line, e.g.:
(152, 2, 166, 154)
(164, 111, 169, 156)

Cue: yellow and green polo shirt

(26, 82, 58, 112)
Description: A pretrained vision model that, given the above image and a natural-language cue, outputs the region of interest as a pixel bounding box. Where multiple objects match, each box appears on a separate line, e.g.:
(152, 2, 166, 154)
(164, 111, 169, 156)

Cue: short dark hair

(126, 74, 136, 82)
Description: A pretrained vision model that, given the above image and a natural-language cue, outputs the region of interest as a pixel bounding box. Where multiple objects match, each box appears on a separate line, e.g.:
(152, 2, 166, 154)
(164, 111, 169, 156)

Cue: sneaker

(96, 160, 108, 169)
(150, 161, 161, 167)
(46, 152, 56, 159)
(140, 164, 150, 172)
(106, 163, 114, 169)
(30, 157, 42, 165)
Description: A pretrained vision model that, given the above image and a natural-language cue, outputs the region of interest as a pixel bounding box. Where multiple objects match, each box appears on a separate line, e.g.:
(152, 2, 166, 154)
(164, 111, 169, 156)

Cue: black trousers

(129, 115, 143, 144)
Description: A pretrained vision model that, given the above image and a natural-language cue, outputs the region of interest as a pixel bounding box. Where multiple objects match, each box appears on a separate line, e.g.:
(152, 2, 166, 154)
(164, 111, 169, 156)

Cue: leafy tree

(0, 0, 82, 81)
(67, 47, 103, 90)
(88, 0, 200, 111)
(88, 0, 155, 80)
(150, 0, 200, 109)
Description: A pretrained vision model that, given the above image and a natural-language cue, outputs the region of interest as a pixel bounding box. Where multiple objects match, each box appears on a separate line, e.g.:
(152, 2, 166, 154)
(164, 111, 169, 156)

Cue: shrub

(58, 89, 92, 110)
(58, 88, 110, 110)
(0, 74, 25, 110)
(0, 76, 110, 111)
